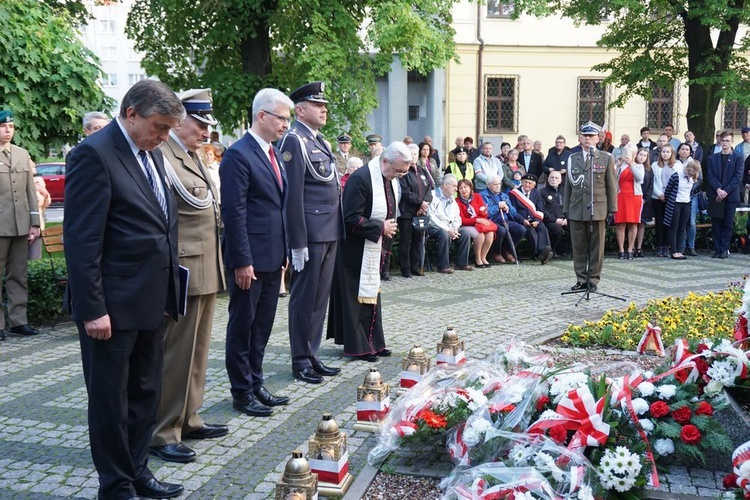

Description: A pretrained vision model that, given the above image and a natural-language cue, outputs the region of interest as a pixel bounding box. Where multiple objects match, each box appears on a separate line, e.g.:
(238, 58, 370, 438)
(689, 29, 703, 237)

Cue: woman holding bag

(456, 179, 496, 268)
(397, 143, 433, 277)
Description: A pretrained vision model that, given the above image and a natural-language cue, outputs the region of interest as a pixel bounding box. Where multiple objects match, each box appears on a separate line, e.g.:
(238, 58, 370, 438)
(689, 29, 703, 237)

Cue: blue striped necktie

(138, 150, 168, 219)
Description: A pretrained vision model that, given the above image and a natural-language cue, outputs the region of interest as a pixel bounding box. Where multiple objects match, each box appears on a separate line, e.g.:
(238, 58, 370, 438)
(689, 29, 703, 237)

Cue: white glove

(291, 247, 309, 272)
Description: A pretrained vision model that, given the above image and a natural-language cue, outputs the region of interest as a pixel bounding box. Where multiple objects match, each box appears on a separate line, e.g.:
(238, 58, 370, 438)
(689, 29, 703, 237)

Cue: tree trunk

(239, 20, 273, 122)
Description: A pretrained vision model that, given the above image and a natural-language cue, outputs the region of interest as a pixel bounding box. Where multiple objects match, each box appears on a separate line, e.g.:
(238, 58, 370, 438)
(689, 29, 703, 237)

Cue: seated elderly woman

(480, 174, 526, 263)
(340, 156, 363, 190)
(456, 179, 496, 268)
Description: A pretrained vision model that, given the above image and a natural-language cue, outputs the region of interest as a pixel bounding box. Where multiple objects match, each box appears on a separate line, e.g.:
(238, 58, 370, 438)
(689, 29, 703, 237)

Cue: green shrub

(28, 257, 68, 324)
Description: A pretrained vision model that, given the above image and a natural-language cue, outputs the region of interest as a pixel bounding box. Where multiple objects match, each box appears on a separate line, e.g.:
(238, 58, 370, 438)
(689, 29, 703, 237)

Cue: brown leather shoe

(491, 253, 506, 263)
(455, 265, 474, 271)
(502, 251, 516, 263)
(438, 268, 454, 274)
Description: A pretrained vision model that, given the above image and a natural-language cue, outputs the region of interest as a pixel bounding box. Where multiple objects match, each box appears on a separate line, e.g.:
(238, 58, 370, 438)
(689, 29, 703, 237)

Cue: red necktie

(268, 146, 282, 187)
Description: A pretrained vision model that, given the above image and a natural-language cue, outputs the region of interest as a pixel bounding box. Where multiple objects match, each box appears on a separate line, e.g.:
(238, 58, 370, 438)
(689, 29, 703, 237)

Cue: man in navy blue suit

(221, 88, 294, 417)
(64, 79, 185, 500)
(707, 130, 744, 258)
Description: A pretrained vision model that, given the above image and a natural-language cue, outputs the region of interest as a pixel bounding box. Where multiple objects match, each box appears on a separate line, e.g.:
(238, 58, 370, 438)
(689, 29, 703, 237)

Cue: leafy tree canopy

(126, 0, 460, 143)
(513, 0, 749, 146)
(0, 0, 114, 159)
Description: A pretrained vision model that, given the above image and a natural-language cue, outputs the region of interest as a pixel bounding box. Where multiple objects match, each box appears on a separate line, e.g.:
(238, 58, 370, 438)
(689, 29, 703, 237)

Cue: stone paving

(0, 252, 748, 499)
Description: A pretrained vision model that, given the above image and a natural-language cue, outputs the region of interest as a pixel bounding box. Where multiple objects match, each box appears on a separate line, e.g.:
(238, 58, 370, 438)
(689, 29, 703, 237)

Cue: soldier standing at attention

(0, 110, 41, 340)
(150, 89, 228, 463)
(280, 82, 344, 384)
(563, 122, 617, 292)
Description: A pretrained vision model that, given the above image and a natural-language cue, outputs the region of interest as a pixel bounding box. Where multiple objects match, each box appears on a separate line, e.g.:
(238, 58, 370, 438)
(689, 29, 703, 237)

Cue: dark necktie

(268, 146, 282, 187)
(138, 150, 168, 219)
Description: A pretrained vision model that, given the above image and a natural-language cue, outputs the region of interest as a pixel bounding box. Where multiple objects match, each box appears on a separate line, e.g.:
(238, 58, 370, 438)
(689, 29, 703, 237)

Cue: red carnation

(724, 473, 739, 489)
(650, 401, 670, 419)
(697, 343, 710, 353)
(536, 395, 550, 411)
(549, 425, 567, 444)
(502, 404, 516, 413)
(696, 401, 714, 416)
(680, 424, 702, 445)
(674, 369, 689, 384)
(671, 406, 692, 424)
(695, 358, 710, 375)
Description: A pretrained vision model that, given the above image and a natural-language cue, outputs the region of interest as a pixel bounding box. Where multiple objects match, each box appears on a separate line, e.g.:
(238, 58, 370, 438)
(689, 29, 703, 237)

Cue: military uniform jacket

(0, 144, 40, 236)
(333, 150, 348, 175)
(563, 149, 617, 221)
(279, 122, 344, 248)
(160, 137, 225, 296)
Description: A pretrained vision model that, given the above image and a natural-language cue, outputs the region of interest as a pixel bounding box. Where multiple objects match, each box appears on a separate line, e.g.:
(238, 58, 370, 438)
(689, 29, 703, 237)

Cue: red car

(36, 162, 65, 203)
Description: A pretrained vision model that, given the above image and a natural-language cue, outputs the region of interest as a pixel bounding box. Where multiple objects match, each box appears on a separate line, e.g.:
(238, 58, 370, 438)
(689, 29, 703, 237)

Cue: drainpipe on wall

(475, 4, 485, 144)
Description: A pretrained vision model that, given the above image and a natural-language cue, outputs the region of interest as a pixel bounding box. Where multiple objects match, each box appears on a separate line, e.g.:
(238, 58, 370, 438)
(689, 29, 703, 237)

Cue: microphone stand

(562, 147, 626, 306)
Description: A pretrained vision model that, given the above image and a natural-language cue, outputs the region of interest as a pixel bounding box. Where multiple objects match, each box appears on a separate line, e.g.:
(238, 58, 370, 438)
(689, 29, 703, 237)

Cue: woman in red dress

(614, 146, 645, 259)
(456, 179, 496, 268)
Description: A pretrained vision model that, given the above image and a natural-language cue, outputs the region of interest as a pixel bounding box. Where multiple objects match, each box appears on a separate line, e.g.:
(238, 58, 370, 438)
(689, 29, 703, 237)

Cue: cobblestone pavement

(1, 253, 747, 499)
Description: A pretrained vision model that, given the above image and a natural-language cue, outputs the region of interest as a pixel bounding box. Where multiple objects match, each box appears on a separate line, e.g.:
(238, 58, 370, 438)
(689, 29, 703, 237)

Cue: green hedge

(28, 257, 68, 325)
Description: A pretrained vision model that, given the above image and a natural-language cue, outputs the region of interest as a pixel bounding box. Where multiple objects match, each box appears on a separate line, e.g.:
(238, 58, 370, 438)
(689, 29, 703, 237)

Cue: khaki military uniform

(333, 150, 348, 175)
(0, 145, 40, 329)
(152, 136, 226, 446)
(563, 149, 617, 285)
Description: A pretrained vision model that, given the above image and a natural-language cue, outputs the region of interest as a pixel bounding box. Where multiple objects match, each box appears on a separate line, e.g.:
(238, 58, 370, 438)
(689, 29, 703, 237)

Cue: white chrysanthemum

(643, 370, 654, 379)
(549, 372, 589, 401)
(576, 484, 594, 500)
(656, 384, 677, 400)
(639, 418, 654, 434)
(510, 444, 528, 465)
(704, 379, 725, 397)
(597, 446, 642, 493)
(538, 409, 559, 420)
(613, 476, 636, 492)
(443, 392, 458, 408)
(503, 383, 527, 404)
(654, 438, 675, 456)
(513, 492, 534, 500)
(637, 381, 656, 397)
(631, 397, 649, 415)
(707, 359, 738, 386)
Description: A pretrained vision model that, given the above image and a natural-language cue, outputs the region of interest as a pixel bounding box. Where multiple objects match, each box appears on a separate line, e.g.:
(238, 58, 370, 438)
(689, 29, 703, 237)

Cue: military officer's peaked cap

(337, 134, 352, 143)
(289, 81, 328, 104)
(176, 88, 218, 126)
(580, 121, 601, 135)
(366, 134, 382, 145)
(0, 110, 13, 124)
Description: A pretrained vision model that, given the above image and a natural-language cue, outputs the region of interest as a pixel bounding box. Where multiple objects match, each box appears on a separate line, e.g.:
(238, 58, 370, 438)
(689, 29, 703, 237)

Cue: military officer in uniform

(279, 81, 344, 384)
(563, 121, 617, 292)
(362, 134, 383, 165)
(0, 110, 41, 340)
(334, 134, 352, 175)
(150, 89, 228, 463)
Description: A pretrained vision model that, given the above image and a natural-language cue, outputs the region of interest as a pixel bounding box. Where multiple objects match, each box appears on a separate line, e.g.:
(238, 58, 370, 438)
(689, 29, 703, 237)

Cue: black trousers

(668, 202, 690, 254)
(79, 321, 167, 500)
(652, 199, 667, 248)
(397, 217, 425, 273)
(225, 268, 282, 397)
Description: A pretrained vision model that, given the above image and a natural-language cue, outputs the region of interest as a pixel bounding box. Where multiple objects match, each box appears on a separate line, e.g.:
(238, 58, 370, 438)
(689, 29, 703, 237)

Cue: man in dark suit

(64, 79, 185, 500)
(279, 82, 344, 384)
(221, 88, 294, 415)
(508, 174, 552, 264)
(150, 89, 227, 464)
(519, 135, 544, 179)
(707, 130, 744, 258)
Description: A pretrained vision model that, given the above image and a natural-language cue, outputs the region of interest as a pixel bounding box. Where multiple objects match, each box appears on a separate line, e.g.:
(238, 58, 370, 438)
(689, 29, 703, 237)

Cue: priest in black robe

(327, 142, 412, 361)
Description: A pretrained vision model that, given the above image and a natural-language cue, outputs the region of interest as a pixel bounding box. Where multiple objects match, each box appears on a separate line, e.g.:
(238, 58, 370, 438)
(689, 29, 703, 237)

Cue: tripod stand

(561, 147, 626, 306)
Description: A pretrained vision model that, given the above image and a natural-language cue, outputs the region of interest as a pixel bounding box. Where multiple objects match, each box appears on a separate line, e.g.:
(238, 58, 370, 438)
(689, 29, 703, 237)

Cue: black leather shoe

(254, 386, 290, 406)
(232, 393, 273, 416)
(312, 362, 341, 376)
(589, 283, 598, 292)
(133, 478, 184, 499)
(381, 273, 391, 281)
(10, 324, 39, 335)
(293, 366, 323, 384)
(0, 329, 5, 341)
(355, 354, 378, 362)
(183, 423, 228, 440)
(149, 443, 196, 463)
(570, 282, 585, 291)
(377, 349, 392, 357)
(540, 246, 552, 265)
(687, 248, 698, 256)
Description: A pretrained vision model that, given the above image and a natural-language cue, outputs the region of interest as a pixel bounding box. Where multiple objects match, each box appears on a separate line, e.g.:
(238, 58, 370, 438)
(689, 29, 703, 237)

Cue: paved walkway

(0, 253, 747, 498)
